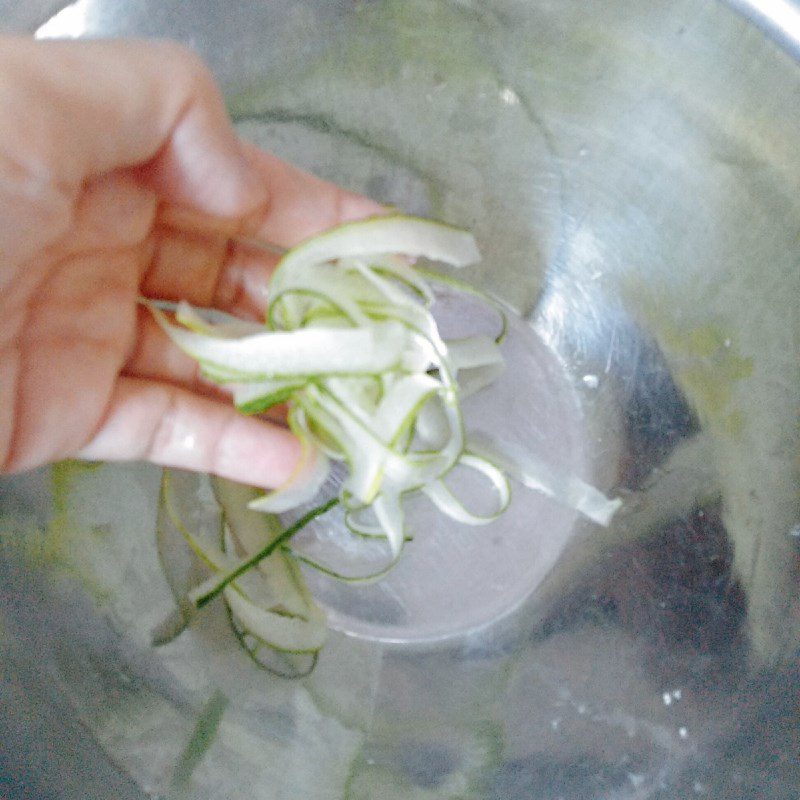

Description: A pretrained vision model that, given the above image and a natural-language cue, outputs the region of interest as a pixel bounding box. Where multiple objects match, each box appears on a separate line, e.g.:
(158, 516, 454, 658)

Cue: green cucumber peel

(192, 497, 339, 609)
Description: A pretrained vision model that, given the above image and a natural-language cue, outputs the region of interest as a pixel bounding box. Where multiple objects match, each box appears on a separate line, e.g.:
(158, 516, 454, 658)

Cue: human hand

(0, 36, 380, 488)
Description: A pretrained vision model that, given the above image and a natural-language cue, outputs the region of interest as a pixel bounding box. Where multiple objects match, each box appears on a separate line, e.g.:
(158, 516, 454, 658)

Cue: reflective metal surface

(1, 2, 798, 799)
(726, 0, 800, 58)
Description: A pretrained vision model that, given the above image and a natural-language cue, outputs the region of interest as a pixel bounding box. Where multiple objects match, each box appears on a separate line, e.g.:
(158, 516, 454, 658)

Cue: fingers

(130, 151, 386, 405)
(1, 335, 129, 475)
(155, 146, 384, 247)
(0, 35, 383, 284)
(140, 148, 385, 313)
(77, 377, 301, 490)
(0, 36, 265, 211)
(141, 224, 284, 319)
(49, 172, 158, 257)
(243, 145, 385, 247)
(125, 306, 207, 391)
(0, 36, 267, 264)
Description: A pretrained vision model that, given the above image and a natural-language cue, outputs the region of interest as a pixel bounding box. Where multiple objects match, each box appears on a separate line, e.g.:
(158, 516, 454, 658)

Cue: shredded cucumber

(150, 214, 620, 666)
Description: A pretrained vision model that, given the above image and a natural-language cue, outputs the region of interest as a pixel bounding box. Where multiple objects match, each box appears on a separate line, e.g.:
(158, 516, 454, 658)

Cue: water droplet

(582, 374, 599, 389)
(180, 433, 197, 451)
(499, 87, 520, 106)
(663, 692, 673, 706)
(679, 727, 688, 739)
(578, 145, 589, 157)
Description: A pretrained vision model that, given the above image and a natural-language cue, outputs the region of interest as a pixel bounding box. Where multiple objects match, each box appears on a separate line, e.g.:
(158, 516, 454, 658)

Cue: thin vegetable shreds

(149, 214, 621, 668)
(148, 215, 509, 554)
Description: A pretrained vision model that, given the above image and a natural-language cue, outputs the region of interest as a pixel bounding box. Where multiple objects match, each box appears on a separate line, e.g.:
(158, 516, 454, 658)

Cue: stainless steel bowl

(1, 2, 798, 798)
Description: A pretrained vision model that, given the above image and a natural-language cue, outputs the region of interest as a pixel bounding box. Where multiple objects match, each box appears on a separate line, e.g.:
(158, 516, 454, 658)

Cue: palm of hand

(1, 173, 152, 471)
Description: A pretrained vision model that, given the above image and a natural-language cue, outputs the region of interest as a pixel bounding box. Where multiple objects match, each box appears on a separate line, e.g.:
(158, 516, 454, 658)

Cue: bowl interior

(1, 2, 799, 799)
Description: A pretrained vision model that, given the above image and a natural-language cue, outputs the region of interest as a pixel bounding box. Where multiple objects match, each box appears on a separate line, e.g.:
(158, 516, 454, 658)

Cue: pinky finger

(77, 377, 300, 490)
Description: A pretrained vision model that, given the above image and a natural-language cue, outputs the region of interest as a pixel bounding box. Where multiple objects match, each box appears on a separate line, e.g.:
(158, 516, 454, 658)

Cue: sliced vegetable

(150, 307, 412, 379)
(149, 214, 621, 668)
(189, 497, 339, 611)
(154, 469, 329, 664)
(168, 690, 228, 794)
(247, 417, 331, 515)
(422, 454, 511, 526)
(468, 433, 623, 527)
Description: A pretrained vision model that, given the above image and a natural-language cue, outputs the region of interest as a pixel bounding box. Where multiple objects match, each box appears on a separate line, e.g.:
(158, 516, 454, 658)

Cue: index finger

(0, 36, 267, 266)
(142, 148, 384, 316)
(0, 36, 263, 211)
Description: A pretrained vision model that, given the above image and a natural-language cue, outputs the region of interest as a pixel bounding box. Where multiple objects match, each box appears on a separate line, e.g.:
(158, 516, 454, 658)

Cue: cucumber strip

(175, 300, 264, 338)
(345, 257, 418, 309)
(246, 440, 330, 515)
(311, 382, 454, 505)
(457, 362, 506, 399)
(199, 361, 272, 384)
(150, 302, 411, 377)
(468, 433, 622, 526)
(344, 507, 414, 542)
(220, 526, 312, 620)
(370, 254, 435, 305)
(218, 531, 283, 610)
(229, 379, 305, 414)
(269, 215, 480, 297)
(303, 385, 393, 503)
(189, 497, 339, 609)
(147, 214, 623, 670)
(285, 545, 404, 585)
(224, 600, 319, 676)
(373, 375, 444, 445)
(161, 471, 298, 610)
(168, 690, 228, 793)
(372, 491, 405, 557)
(421, 455, 511, 525)
(323, 373, 443, 450)
(415, 266, 509, 344)
(212, 477, 316, 618)
(223, 586, 327, 653)
(150, 608, 190, 647)
(446, 336, 505, 371)
(159, 470, 238, 573)
(269, 281, 373, 328)
(413, 395, 450, 448)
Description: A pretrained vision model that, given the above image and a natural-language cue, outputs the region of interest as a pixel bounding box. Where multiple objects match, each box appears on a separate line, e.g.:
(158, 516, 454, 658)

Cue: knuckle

(152, 41, 217, 101)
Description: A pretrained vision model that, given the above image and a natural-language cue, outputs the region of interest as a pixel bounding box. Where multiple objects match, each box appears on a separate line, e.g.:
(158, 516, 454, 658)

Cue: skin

(0, 36, 381, 489)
